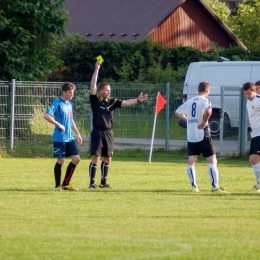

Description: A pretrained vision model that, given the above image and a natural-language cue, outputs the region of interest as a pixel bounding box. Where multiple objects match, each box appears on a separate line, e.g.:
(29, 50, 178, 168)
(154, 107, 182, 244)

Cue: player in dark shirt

(89, 61, 148, 188)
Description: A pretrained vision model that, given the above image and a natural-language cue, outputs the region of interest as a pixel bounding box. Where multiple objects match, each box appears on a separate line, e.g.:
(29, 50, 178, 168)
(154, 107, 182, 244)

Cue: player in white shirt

(255, 80, 260, 95)
(242, 82, 260, 192)
(175, 82, 228, 193)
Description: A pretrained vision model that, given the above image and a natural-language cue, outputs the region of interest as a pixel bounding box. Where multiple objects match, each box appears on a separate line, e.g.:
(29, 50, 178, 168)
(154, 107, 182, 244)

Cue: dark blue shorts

(250, 136, 260, 155)
(188, 137, 216, 158)
(53, 141, 79, 158)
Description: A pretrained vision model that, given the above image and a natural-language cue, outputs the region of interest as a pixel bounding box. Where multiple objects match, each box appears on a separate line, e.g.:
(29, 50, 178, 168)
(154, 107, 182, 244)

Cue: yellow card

(96, 55, 104, 63)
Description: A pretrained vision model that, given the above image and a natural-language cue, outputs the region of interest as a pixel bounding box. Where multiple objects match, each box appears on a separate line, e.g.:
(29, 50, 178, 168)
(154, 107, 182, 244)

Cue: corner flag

(156, 92, 167, 114)
(149, 92, 167, 163)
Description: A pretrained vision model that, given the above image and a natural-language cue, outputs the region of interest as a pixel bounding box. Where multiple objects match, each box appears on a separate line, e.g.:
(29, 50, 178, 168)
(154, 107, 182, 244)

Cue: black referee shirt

(90, 93, 122, 130)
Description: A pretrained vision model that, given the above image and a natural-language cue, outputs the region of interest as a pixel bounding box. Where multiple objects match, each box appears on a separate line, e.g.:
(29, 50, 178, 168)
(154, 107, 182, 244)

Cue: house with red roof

(63, 0, 246, 51)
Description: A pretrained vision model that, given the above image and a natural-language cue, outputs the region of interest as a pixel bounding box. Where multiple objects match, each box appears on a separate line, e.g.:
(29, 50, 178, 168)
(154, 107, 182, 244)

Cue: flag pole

(148, 92, 159, 163)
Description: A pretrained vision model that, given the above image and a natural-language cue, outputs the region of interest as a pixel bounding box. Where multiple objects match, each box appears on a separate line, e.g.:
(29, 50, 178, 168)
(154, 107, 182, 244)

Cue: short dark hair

(242, 82, 255, 91)
(198, 81, 210, 93)
(255, 80, 260, 87)
(98, 82, 110, 92)
(62, 82, 76, 92)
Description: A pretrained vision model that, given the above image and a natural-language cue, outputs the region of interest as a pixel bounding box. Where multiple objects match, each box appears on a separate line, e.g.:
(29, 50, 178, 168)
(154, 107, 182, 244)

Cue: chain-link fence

(0, 80, 248, 157)
(1, 81, 187, 157)
(0, 82, 9, 149)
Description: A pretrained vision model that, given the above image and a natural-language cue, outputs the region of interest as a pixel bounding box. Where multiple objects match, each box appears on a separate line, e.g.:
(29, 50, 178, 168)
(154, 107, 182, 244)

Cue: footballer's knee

(72, 156, 80, 165)
(103, 157, 111, 164)
(57, 158, 64, 165)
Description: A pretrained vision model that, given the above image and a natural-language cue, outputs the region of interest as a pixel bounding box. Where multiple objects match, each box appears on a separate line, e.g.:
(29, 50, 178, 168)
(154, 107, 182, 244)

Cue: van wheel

(209, 113, 231, 137)
(209, 114, 220, 137)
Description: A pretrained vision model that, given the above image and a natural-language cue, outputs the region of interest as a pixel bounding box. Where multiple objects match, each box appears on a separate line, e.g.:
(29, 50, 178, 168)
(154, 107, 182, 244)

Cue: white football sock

(187, 165, 198, 188)
(252, 162, 260, 187)
(208, 163, 219, 189)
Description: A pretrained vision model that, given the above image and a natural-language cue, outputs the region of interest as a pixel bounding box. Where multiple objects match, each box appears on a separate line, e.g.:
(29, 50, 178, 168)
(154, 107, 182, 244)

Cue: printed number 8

(191, 102, 196, 117)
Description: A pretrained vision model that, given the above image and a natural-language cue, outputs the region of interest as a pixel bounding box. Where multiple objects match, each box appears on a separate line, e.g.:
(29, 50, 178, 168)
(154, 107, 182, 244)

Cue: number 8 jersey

(176, 95, 211, 143)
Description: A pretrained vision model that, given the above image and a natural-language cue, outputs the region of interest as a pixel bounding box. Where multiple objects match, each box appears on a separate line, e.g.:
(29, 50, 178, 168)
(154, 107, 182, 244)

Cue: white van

(180, 61, 260, 136)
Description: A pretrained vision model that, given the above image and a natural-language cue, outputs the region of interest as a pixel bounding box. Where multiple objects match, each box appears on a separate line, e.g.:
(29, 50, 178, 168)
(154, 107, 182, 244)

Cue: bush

(50, 35, 260, 85)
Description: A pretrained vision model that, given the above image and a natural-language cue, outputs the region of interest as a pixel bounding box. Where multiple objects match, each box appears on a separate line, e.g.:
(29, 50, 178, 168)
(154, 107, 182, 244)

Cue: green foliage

(2, 0, 260, 81)
(53, 35, 260, 85)
(227, 1, 260, 50)
(204, 0, 231, 23)
(0, 0, 68, 80)
(243, 0, 259, 7)
(204, 0, 260, 51)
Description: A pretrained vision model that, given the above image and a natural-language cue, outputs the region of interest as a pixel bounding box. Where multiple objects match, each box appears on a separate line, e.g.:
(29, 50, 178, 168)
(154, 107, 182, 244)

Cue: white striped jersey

(246, 94, 260, 138)
(176, 95, 211, 142)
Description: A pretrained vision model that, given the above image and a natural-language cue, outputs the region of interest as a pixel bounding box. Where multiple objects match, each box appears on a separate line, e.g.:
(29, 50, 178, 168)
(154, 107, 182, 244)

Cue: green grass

(1, 154, 260, 259)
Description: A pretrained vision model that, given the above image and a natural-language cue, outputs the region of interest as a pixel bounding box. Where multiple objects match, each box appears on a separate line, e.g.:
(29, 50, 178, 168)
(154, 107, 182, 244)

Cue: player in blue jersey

(88, 61, 148, 189)
(44, 82, 82, 191)
(243, 82, 260, 193)
(175, 81, 228, 193)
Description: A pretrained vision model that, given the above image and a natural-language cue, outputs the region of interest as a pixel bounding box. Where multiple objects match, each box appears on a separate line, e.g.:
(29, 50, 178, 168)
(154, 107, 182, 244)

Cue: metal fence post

(239, 90, 248, 157)
(10, 79, 15, 151)
(165, 83, 170, 151)
(219, 86, 225, 156)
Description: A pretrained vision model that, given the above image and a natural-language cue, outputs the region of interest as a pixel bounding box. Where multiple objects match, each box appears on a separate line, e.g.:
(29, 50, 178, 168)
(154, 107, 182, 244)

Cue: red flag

(156, 92, 167, 114)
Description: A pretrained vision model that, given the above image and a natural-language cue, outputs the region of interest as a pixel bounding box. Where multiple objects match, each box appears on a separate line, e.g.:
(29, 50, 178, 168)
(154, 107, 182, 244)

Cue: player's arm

(175, 103, 187, 121)
(43, 113, 65, 132)
(90, 62, 101, 95)
(72, 119, 82, 145)
(174, 111, 187, 121)
(121, 92, 148, 107)
(198, 107, 212, 129)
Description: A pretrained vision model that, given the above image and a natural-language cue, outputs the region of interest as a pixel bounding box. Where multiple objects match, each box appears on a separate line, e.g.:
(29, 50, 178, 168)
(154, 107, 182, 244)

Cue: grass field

(1, 151, 260, 259)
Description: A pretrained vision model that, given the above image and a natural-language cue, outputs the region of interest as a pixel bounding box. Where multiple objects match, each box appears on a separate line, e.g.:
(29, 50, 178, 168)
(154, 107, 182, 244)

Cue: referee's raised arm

(90, 62, 101, 95)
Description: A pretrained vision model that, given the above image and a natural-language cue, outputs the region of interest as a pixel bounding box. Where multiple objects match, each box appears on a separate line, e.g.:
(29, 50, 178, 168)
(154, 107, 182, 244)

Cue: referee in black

(88, 61, 148, 188)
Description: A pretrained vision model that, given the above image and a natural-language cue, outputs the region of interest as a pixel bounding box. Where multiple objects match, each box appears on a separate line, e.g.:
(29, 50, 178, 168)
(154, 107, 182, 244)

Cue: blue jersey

(46, 98, 74, 142)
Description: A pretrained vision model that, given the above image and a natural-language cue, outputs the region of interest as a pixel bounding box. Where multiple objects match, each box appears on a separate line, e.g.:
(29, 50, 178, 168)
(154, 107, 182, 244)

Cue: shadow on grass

(1, 188, 259, 198)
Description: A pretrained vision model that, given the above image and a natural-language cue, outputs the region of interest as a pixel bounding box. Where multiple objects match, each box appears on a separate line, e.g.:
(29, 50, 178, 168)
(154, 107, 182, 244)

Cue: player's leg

(252, 160, 260, 192)
(61, 141, 80, 191)
(249, 137, 260, 192)
(89, 129, 102, 188)
(53, 142, 65, 191)
(187, 155, 199, 191)
(187, 142, 199, 191)
(201, 137, 219, 189)
(89, 155, 100, 188)
(100, 157, 112, 187)
(99, 131, 113, 188)
(203, 137, 228, 192)
(206, 154, 219, 189)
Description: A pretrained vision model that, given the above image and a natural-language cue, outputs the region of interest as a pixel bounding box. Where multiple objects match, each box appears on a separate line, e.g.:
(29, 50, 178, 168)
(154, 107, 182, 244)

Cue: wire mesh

(0, 82, 9, 150)
(2, 82, 185, 156)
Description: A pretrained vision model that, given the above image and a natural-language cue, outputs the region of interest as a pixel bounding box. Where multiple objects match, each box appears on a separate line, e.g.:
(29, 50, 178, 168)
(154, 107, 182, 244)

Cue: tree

(0, 0, 68, 80)
(227, 1, 260, 50)
(204, 0, 230, 24)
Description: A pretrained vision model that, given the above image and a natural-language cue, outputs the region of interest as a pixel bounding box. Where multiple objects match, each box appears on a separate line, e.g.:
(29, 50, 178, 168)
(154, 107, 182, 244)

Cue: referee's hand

(138, 92, 148, 102)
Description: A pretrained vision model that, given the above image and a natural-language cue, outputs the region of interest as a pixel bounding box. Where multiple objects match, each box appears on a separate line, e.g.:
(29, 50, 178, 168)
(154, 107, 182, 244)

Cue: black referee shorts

(90, 128, 114, 157)
(188, 136, 216, 158)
